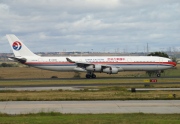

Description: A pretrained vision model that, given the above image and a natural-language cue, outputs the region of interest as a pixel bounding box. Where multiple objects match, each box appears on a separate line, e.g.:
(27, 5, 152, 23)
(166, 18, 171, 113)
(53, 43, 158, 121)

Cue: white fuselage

(23, 56, 176, 72)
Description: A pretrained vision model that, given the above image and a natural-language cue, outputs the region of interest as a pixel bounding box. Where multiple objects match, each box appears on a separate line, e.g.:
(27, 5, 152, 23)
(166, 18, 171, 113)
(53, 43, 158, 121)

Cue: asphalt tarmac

(1, 86, 180, 91)
(0, 100, 179, 114)
(0, 76, 180, 81)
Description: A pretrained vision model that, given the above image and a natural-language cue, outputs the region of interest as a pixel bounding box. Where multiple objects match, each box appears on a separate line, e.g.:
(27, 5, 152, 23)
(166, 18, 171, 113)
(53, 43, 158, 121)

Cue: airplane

(6, 34, 176, 78)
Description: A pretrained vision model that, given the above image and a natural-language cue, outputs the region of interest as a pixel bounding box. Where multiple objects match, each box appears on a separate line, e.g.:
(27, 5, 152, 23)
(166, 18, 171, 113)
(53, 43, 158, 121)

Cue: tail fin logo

(12, 41, 22, 51)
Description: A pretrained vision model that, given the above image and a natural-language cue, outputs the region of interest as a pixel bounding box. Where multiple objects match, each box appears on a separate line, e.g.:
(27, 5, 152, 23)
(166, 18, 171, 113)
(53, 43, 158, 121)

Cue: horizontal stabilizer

(8, 57, 27, 64)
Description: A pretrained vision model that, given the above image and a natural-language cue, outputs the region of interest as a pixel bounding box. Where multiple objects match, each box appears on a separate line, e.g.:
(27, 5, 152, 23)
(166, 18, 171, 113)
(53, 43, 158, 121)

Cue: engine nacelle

(86, 64, 102, 72)
(74, 67, 86, 72)
(103, 67, 118, 74)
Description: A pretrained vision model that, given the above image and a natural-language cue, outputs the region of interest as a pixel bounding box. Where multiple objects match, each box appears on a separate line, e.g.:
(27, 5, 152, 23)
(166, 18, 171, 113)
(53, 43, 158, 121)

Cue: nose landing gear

(147, 70, 162, 77)
(156, 73, 161, 77)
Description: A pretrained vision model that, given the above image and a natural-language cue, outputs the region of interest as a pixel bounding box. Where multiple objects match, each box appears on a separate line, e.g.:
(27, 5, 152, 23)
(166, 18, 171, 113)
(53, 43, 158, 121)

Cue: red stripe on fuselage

(25, 61, 176, 66)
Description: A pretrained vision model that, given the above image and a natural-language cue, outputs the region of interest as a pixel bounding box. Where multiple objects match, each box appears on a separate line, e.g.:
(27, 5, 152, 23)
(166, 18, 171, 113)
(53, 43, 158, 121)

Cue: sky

(0, 0, 180, 53)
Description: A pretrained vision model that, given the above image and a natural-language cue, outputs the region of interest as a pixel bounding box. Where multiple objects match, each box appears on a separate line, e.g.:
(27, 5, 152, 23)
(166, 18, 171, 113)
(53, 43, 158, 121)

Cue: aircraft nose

(172, 62, 177, 67)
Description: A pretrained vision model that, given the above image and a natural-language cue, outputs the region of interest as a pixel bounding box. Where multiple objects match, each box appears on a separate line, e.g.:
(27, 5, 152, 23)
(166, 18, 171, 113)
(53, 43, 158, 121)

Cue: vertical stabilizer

(6, 34, 38, 57)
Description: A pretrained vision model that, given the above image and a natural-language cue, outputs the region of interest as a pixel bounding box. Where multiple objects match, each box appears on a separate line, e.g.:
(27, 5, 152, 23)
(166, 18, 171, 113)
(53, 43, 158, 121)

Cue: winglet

(66, 58, 75, 63)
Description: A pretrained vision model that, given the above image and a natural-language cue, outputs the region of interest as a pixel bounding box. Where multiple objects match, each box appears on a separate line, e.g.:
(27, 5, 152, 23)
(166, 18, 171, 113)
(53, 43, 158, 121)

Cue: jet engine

(103, 67, 118, 74)
(86, 64, 102, 72)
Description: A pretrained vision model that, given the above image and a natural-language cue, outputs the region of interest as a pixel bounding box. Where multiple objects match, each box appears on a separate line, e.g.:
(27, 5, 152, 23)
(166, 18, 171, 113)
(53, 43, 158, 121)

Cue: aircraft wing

(66, 57, 111, 68)
(66, 57, 95, 67)
(66, 57, 121, 74)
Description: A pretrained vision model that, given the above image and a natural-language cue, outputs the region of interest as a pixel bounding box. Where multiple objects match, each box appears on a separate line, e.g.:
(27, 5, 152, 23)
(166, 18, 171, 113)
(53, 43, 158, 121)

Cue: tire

(86, 74, 91, 78)
(92, 74, 96, 78)
(157, 73, 161, 77)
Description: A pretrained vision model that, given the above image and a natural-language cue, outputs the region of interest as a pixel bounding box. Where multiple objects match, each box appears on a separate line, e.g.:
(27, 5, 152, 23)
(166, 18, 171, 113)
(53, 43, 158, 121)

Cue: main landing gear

(86, 72, 96, 79)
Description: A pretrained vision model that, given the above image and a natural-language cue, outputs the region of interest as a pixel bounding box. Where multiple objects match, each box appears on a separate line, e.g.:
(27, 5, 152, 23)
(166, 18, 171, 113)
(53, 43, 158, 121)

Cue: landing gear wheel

(85, 73, 96, 79)
(91, 74, 96, 78)
(86, 74, 91, 78)
(157, 73, 161, 77)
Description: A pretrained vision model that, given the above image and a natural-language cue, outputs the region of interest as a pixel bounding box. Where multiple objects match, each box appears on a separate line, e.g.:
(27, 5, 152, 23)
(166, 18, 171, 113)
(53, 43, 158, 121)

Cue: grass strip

(0, 87, 179, 101)
(0, 113, 180, 124)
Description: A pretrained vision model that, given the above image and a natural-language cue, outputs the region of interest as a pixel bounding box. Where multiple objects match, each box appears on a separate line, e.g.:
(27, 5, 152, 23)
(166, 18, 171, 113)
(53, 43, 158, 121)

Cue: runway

(1, 86, 180, 91)
(0, 76, 180, 81)
(0, 100, 179, 114)
(0, 82, 180, 90)
(0, 80, 180, 91)
(0, 86, 82, 91)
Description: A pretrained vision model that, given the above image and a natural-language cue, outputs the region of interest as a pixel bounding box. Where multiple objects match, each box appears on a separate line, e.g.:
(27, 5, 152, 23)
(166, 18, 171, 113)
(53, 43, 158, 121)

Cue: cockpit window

(168, 59, 172, 62)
